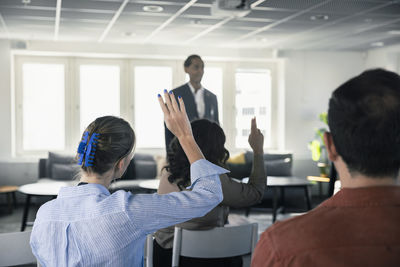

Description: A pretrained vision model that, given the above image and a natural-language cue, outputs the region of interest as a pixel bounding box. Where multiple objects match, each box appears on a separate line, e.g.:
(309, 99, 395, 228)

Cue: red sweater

(252, 186, 400, 267)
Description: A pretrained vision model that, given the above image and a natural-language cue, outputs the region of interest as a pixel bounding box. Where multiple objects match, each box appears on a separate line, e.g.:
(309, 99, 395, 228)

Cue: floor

(0, 194, 326, 267)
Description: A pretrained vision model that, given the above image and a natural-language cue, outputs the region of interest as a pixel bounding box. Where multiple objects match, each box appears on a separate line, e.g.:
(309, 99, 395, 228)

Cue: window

(20, 62, 65, 152)
(14, 55, 279, 157)
(235, 69, 272, 148)
(79, 64, 120, 133)
(134, 66, 172, 148)
(201, 67, 223, 124)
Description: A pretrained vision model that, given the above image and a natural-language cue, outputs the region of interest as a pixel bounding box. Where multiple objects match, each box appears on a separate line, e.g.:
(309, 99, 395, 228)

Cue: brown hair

(78, 116, 135, 175)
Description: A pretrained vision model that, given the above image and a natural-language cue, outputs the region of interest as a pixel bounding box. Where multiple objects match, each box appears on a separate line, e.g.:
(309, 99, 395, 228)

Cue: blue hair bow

(84, 133, 99, 167)
(77, 132, 99, 167)
(77, 132, 89, 165)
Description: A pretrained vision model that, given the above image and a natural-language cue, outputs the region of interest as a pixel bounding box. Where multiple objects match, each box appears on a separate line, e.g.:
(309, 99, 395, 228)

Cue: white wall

(282, 48, 400, 178)
(281, 50, 367, 177)
(365, 45, 400, 72)
(283, 50, 366, 158)
(0, 40, 12, 161)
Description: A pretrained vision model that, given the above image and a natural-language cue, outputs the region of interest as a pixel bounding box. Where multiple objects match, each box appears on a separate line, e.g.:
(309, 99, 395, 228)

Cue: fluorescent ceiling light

(310, 14, 329, 21)
(122, 31, 136, 37)
(370, 41, 384, 47)
(143, 5, 163, 12)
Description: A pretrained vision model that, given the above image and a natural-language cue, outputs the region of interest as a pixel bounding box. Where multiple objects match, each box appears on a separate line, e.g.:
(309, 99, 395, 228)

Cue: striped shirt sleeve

(126, 159, 228, 235)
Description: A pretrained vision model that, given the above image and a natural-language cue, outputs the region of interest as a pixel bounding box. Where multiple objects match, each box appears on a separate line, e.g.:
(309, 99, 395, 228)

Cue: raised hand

(158, 90, 192, 140)
(248, 117, 264, 155)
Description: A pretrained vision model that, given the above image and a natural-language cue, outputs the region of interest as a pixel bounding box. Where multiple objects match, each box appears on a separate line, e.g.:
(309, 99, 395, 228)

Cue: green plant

(308, 112, 330, 176)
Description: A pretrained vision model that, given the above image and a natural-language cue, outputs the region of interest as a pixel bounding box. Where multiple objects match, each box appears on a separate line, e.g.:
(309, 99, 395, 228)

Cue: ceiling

(0, 0, 400, 51)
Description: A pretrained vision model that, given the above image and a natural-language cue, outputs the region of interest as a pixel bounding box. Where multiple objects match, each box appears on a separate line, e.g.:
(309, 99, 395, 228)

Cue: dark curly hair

(165, 119, 229, 190)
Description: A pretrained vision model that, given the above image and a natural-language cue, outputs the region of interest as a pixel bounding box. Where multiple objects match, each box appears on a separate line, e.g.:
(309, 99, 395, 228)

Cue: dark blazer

(165, 83, 219, 149)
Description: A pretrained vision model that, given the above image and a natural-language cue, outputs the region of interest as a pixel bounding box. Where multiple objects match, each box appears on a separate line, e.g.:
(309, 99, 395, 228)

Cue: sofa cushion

(227, 152, 246, 164)
(120, 153, 157, 180)
(226, 162, 252, 179)
(135, 160, 157, 179)
(46, 152, 76, 178)
(133, 153, 157, 179)
(265, 158, 292, 176)
(227, 151, 293, 178)
(52, 163, 80, 180)
(121, 159, 136, 180)
(134, 153, 154, 161)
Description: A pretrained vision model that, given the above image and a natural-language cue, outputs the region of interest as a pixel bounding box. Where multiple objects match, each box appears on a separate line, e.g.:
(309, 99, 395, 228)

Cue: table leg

(6, 192, 12, 214)
(304, 186, 312, 210)
(318, 182, 323, 198)
(12, 191, 17, 208)
(280, 187, 286, 214)
(272, 187, 278, 223)
(21, 195, 31, 232)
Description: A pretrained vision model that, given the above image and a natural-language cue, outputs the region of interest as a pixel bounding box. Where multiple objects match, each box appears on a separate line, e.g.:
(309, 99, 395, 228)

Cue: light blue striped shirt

(30, 159, 226, 267)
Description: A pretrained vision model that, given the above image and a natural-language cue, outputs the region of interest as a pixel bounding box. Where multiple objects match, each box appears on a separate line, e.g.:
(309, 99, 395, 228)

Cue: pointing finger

(251, 117, 257, 132)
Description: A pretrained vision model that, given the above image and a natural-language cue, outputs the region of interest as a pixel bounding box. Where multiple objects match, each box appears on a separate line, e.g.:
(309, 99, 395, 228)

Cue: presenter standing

(165, 55, 219, 150)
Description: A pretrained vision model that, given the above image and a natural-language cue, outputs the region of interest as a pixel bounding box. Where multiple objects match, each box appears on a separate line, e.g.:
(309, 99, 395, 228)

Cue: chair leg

(304, 186, 312, 210)
(272, 187, 278, 223)
(21, 195, 31, 232)
(245, 207, 251, 217)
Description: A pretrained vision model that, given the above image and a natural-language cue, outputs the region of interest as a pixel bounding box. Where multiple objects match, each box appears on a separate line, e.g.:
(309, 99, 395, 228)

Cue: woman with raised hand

(30, 90, 226, 267)
(153, 117, 266, 267)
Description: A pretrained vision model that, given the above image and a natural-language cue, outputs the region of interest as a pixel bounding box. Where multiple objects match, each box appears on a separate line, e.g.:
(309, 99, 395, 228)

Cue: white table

(138, 180, 160, 190)
(18, 179, 77, 231)
(138, 177, 313, 223)
(246, 176, 313, 222)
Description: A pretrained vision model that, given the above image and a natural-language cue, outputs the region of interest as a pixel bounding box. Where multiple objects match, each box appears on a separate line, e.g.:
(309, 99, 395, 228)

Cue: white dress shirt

(188, 82, 205, 119)
(30, 159, 227, 267)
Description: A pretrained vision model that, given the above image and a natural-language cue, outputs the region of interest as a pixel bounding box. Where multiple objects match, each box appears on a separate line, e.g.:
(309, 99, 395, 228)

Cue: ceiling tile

(0, 0, 398, 51)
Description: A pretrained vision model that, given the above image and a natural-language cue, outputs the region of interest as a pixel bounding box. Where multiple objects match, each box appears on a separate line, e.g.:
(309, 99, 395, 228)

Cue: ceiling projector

(211, 0, 251, 18)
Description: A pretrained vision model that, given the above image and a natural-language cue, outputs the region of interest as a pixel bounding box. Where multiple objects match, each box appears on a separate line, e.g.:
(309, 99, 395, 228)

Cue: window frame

(224, 61, 279, 153)
(13, 54, 281, 158)
(74, 58, 127, 143)
(130, 59, 178, 152)
(14, 55, 71, 157)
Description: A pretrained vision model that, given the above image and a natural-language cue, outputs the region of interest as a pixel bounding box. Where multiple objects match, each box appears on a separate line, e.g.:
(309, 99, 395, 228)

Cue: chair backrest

(0, 231, 37, 267)
(144, 233, 154, 267)
(172, 223, 258, 267)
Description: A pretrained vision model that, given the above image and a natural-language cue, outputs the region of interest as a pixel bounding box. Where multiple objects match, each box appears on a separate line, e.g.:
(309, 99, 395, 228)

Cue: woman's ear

(324, 132, 338, 162)
(115, 158, 126, 178)
(118, 155, 133, 177)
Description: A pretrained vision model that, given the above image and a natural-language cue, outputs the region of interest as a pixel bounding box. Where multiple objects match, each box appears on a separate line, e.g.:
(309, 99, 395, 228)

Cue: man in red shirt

(252, 69, 400, 267)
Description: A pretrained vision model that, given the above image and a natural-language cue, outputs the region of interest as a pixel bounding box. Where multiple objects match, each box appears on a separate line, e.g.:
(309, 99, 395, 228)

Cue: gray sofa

(226, 151, 293, 179)
(226, 151, 308, 216)
(39, 152, 158, 192)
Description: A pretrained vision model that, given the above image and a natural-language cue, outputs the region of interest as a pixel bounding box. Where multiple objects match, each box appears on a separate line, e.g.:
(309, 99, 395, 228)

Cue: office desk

(139, 177, 313, 223)
(243, 176, 313, 222)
